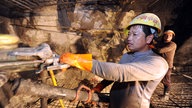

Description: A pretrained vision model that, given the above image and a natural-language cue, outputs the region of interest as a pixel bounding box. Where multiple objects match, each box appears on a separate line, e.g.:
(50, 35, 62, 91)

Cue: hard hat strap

(150, 28, 158, 38)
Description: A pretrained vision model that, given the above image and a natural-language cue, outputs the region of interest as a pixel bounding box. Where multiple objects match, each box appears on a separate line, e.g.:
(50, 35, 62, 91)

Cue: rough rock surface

(0, 0, 191, 107)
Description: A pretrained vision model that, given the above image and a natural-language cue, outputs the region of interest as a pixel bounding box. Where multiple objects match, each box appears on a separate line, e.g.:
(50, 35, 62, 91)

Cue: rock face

(0, 0, 191, 82)
(0, 0, 191, 80)
(175, 36, 192, 65)
(0, 0, 192, 107)
(1, 3, 132, 61)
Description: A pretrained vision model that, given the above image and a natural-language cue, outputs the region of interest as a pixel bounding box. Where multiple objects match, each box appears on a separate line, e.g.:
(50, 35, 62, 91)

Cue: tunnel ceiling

(0, 0, 185, 18)
(0, 0, 57, 18)
(0, 0, 191, 46)
(0, 0, 121, 18)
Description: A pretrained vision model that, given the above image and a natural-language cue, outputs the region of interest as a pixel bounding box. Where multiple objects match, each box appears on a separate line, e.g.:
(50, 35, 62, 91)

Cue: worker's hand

(85, 84, 104, 107)
(59, 53, 92, 71)
(92, 83, 104, 93)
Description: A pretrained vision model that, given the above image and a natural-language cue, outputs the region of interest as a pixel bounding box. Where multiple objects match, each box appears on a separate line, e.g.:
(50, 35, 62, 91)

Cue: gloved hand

(59, 53, 92, 71)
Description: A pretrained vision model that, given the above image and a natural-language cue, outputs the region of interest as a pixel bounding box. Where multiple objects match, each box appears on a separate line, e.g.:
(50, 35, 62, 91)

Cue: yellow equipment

(0, 34, 20, 49)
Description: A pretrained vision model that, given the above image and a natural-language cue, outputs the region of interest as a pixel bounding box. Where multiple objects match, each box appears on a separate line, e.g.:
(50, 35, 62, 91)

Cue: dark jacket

(155, 41, 177, 68)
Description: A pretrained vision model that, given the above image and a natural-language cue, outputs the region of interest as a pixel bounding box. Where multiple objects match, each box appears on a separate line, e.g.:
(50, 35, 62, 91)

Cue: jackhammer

(0, 43, 109, 108)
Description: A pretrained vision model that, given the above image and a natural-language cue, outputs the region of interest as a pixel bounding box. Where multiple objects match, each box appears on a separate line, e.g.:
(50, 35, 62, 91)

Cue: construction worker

(60, 13, 168, 108)
(153, 30, 177, 101)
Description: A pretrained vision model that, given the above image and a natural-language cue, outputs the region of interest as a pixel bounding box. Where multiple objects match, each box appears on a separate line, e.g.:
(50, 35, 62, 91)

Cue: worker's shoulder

(143, 51, 165, 61)
(166, 41, 177, 51)
(170, 41, 177, 46)
(148, 52, 167, 62)
(173, 41, 177, 48)
(170, 41, 176, 45)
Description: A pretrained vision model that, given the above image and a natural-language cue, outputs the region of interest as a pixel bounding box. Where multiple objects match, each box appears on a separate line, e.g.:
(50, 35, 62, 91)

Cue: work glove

(59, 53, 92, 71)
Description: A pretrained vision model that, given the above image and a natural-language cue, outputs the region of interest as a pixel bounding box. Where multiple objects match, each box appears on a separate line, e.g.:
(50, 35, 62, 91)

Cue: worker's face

(127, 25, 153, 52)
(164, 32, 173, 42)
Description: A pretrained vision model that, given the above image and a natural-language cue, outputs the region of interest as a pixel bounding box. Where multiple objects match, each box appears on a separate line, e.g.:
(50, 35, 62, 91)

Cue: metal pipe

(39, 70, 49, 108)
(15, 79, 109, 102)
(16, 0, 33, 7)
(21, 0, 38, 7)
(0, 60, 43, 68)
(11, 0, 32, 10)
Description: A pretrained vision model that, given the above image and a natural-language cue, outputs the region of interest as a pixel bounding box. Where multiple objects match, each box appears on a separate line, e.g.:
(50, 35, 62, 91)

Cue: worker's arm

(92, 79, 113, 93)
(60, 53, 168, 82)
(92, 56, 168, 82)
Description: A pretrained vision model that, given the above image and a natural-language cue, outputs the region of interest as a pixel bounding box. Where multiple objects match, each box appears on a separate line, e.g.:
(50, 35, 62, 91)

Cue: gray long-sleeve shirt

(92, 50, 168, 108)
